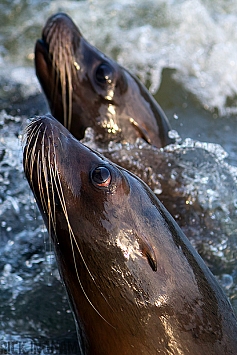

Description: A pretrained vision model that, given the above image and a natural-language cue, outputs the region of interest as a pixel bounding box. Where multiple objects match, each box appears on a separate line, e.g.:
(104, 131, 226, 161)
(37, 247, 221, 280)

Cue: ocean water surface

(0, 0, 237, 353)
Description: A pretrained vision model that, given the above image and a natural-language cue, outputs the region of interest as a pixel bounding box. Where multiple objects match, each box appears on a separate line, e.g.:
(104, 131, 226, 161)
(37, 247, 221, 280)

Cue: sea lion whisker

(68, 228, 116, 329)
(41, 135, 57, 235)
(35, 127, 54, 229)
(46, 28, 63, 126)
(55, 135, 64, 150)
(51, 168, 98, 295)
(51, 57, 60, 123)
(64, 51, 73, 130)
(43, 130, 71, 240)
(58, 32, 73, 130)
(22, 120, 35, 148)
(23, 120, 42, 179)
(69, 226, 115, 313)
(38, 140, 51, 215)
(44, 24, 64, 123)
(37, 150, 47, 214)
(47, 23, 58, 51)
(50, 157, 115, 321)
(26, 123, 45, 191)
(60, 77, 67, 129)
(48, 26, 74, 131)
(49, 127, 63, 234)
(51, 164, 96, 279)
(57, 31, 67, 129)
(24, 121, 66, 257)
(48, 165, 57, 235)
(52, 167, 94, 276)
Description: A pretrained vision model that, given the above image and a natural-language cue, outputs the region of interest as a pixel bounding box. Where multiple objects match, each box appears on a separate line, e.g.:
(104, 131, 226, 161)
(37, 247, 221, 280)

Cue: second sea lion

(23, 114, 237, 355)
(35, 13, 174, 147)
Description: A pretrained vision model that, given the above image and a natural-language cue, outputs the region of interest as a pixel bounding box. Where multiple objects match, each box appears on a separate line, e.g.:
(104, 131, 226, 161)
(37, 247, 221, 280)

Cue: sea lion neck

(23, 114, 237, 355)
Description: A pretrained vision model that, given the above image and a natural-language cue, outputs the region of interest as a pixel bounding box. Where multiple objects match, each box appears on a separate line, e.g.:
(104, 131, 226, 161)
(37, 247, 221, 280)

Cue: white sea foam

(61, 0, 237, 115)
(1, 0, 237, 114)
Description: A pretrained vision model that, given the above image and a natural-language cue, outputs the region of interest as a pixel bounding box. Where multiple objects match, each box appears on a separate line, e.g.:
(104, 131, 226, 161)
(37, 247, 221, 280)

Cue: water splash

(1, 0, 237, 115)
(0, 111, 76, 340)
(0, 0, 237, 345)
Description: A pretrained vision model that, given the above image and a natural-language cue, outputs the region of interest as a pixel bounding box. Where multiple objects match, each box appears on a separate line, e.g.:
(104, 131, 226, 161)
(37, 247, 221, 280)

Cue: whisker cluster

(45, 21, 75, 130)
(23, 118, 114, 327)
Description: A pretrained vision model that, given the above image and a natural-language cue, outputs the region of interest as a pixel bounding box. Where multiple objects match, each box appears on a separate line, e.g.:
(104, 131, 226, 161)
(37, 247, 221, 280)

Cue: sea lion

(23, 114, 237, 355)
(35, 13, 174, 147)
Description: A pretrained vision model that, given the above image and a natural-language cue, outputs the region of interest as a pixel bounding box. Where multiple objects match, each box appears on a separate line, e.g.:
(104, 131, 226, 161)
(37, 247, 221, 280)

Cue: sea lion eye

(95, 63, 114, 85)
(91, 166, 111, 187)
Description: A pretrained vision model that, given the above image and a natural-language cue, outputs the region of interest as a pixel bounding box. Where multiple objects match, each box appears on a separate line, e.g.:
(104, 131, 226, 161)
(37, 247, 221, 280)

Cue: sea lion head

(23, 114, 237, 355)
(35, 13, 174, 147)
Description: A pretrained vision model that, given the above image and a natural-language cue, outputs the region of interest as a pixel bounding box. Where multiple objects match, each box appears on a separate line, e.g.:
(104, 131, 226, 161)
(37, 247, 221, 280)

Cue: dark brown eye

(95, 63, 114, 85)
(91, 166, 111, 187)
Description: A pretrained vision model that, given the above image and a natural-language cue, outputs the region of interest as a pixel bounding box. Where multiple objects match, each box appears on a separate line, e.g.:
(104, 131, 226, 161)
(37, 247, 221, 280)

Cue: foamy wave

(67, 0, 237, 115)
(1, 0, 237, 115)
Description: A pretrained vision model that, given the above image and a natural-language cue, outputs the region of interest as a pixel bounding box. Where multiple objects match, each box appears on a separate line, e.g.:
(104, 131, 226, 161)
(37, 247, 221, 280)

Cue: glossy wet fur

(35, 13, 174, 147)
(23, 115, 237, 355)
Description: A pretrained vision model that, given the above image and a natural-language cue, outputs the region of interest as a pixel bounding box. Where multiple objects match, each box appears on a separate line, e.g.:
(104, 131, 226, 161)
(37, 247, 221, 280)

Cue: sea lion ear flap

(136, 234, 157, 272)
(145, 247, 157, 272)
(129, 118, 151, 144)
